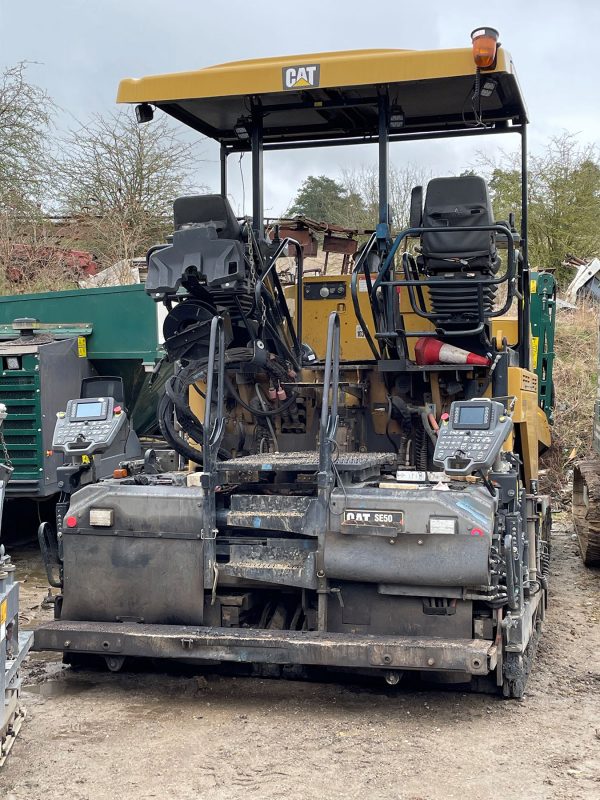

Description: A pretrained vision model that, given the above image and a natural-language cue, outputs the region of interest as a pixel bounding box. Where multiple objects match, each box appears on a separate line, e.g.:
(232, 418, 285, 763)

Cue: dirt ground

(1, 513, 599, 800)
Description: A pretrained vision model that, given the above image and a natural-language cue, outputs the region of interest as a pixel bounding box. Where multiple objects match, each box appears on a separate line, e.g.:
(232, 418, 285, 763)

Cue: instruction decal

(0, 598, 6, 641)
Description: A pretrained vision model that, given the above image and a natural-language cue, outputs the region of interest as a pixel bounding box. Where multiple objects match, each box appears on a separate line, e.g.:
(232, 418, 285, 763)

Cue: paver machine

(34, 28, 554, 697)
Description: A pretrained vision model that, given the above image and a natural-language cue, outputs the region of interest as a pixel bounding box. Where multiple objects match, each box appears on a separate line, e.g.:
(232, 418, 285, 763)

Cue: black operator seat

(416, 176, 500, 274)
(146, 194, 246, 300)
(407, 176, 502, 333)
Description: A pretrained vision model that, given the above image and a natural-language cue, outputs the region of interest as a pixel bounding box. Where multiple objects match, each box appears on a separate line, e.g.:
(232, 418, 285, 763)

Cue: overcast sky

(1, 0, 598, 216)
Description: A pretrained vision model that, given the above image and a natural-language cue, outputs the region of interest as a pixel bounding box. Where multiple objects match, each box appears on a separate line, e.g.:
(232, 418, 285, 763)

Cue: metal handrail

(350, 232, 380, 359)
(352, 223, 518, 346)
(201, 315, 226, 562)
(375, 225, 516, 316)
(319, 312, 341, 479)
(203, 316, 226, 475)
(253, 236, 304, 366)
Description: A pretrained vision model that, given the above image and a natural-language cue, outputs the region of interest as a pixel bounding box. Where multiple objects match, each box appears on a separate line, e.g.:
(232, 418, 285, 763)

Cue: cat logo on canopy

(282, 64, 320, 90)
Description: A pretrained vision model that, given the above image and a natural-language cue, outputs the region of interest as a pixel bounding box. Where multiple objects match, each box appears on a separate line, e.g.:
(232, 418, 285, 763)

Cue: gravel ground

(1, 514, 599, 800)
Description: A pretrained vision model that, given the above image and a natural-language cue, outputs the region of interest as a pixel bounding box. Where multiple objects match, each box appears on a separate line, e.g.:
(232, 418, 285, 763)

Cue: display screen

(74, 401, 103, 419)
(458, 405, 487, 425)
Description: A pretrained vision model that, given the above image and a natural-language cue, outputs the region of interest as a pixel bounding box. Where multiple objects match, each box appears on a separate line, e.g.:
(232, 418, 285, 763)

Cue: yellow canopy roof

(117, 47, 526, 147)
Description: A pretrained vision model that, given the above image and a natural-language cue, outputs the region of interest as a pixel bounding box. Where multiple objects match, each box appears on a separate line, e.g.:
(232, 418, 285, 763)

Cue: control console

(433, 399, 512, 476)
(53, 397, 126, 456)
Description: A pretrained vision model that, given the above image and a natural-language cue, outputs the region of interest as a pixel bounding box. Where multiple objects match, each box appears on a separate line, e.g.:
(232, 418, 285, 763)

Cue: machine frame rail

(34, 620, 497, 676)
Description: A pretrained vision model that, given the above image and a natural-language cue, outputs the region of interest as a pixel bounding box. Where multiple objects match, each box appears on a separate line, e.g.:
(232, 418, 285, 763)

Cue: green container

(0, 284, 162, 363)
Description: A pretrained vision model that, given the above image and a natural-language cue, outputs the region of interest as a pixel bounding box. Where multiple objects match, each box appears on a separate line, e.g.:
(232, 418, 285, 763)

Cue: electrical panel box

(285, 274, 376, 362)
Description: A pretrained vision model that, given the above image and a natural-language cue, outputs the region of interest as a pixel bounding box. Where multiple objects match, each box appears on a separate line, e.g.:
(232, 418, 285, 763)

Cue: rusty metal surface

(33, 620, 496, 675)
(219, 541, 317, 589)
(226, 494, 315, 533)
(323, 234, 358, 255)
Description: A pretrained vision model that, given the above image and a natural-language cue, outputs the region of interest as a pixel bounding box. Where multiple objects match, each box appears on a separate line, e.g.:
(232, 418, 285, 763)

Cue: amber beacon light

(470, 27, 499, 68)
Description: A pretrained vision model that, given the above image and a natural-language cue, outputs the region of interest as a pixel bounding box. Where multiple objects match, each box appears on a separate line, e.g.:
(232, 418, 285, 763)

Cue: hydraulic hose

(158, 392, 204, 465)
(224, 375, 297, 418)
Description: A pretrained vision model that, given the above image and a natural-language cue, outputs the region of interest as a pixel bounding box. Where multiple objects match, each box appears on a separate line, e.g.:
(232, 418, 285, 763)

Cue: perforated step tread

(218, 451, 395, 473)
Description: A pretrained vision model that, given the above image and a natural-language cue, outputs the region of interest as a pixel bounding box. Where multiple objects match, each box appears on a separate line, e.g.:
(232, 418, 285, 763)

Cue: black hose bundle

(160, 347, 297, 464)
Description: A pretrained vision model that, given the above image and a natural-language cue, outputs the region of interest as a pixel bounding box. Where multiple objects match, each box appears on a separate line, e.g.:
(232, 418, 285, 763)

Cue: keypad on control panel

(52, 397, 126, 456)
(433, 400, 512, 476)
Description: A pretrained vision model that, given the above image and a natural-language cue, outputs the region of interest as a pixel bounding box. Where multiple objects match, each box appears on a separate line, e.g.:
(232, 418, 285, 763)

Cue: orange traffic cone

(414, 337, 491, 366)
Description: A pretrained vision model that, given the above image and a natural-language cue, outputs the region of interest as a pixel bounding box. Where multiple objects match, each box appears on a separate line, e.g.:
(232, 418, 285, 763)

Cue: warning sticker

(531, 335, 539, 369)
(77, 336, 87, 358)
(356, 325, 366, 339)
(0, 599, 6, 641)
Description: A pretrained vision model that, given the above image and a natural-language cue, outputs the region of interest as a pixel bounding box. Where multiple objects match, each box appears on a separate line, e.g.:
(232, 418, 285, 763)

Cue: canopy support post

(519, 123, 530, 372)
(377, 91, 390, 249)
(220, 145, 228, 198)
(251, 102, 264, 234)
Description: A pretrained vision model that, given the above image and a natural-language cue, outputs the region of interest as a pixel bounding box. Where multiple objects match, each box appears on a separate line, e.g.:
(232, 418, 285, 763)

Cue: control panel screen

(74, 401, 104, 419)
(457, 405, 487, 426)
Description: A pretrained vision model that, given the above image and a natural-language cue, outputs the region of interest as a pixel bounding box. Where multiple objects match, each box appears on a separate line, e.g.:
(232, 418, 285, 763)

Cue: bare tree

(0, 62, 55, 212)
(56, 111, 205, 268)
(341, 163, 432, 231)
(0, 63, 66, 294)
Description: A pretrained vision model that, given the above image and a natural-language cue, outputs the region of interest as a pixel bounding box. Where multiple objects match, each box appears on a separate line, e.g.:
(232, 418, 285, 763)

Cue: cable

(255, 384, 279, 451)
(239, 152, 246, 214)
(225, 375, 297, 418)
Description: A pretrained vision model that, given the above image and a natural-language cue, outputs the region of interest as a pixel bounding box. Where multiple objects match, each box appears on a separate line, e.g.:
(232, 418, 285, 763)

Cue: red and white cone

(414, 337, 491, 367)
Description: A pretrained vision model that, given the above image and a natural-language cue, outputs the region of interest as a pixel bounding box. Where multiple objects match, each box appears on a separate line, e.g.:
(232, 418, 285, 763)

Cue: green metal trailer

(529, 272, 556, 425)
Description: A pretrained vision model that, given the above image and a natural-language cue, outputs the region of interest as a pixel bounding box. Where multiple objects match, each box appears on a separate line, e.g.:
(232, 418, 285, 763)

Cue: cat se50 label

(343, 509, 404, 528)
(282, 64, 320, 90)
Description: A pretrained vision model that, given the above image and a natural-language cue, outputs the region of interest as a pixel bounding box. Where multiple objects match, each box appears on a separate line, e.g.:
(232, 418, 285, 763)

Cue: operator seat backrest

(173, 194, 242, 240)
(409, 186, 423, 229)
(146, 194, 246, 299)
(421, 176, 498, 271)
